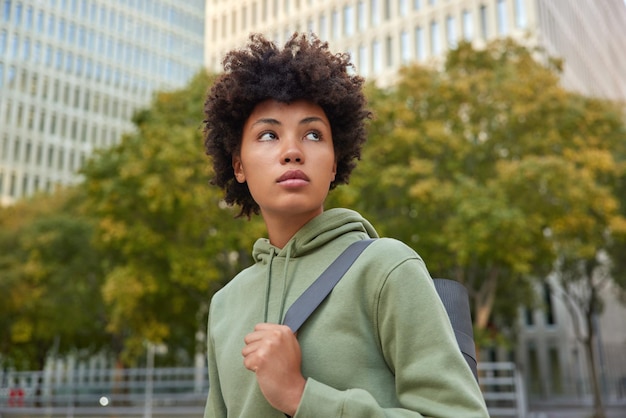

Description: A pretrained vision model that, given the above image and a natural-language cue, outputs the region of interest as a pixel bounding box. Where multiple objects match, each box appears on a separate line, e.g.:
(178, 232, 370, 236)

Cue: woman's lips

(277, 170, 310, 186)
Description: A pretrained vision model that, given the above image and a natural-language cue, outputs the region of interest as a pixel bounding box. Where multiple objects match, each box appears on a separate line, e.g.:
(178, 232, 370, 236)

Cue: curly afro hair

(203, 32, 371, 218)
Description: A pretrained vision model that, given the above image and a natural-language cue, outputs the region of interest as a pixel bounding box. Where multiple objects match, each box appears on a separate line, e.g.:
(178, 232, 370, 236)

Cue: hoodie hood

(251, 208, 378, 324)
(252, 208, 379, 264)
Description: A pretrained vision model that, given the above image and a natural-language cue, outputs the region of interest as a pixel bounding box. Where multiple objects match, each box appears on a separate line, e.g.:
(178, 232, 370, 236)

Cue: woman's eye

(259, 132, 277, 141)
(305, 131, 321, 141)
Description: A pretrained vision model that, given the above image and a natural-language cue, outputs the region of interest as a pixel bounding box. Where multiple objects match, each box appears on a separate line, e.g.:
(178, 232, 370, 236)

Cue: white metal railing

(0, 366, 208, 416)
(479, 362, 527, 418)
(1, 363, 524, 417)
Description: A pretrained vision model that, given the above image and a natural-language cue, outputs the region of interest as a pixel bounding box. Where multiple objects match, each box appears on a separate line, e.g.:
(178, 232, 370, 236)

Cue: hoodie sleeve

(203, 303, 228, 418)
(292, 255, 489, 418)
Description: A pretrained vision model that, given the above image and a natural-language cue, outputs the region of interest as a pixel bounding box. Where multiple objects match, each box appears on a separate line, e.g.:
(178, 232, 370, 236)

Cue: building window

(462, 9, 473, 40)
(14, 1, 22, 25)
(25, 5, 33, 29)
(399, 0, 408, 16)
(57, 147, 64, 170)
(384, 0, 391, 20)
(38, 110, 45, 132)
(446, 15, 456, 48)
(13, 138, 20, 161)
(370, 0, 379, 25)
(36, 143, 42, 165)
(9, 173, 15, 197)
(1, 136, 6, 161)
(25, 140, 31, 163)
(318, 13, 327, 40)
(543, 282, 555, 326)
(16, 104, 23, 127)
(0, 30, 6, 55)
(36, 9, 43, 32)
(343, 5, 354, 36)
(527, 342, 542, 395)
(496, 0, 508, 35)
(47, 145, 54, 168)
(331, 9, 339, 39)
(22, 175, 28, 197)
(385, 34, 393, 67)
(48, 15, 55, 36)
(524, 307, 534, 326)
(10, 32, 18, 58)
(400, 30, 410, 64)
(2, 0, 11, 22)
(33, 41, 40, 62)
(372, 38, 381, 73)
(357, 0, 366, 31)
(414, 0, 421, 10)
(548, 346, 563, 394)
(430, 20, 440, 55)
(358, 43, 368, 76)
(59, 18, 66, 41)
(479, 4, 488, 39)
(65, 52, 74, 72)
(514, 0, 526, 28)
(415, 25, 425, 60)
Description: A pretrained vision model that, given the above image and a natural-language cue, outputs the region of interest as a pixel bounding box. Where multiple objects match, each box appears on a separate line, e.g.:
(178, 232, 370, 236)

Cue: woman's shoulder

(367, 237, 424, 263)
(210, 263, 263, 305)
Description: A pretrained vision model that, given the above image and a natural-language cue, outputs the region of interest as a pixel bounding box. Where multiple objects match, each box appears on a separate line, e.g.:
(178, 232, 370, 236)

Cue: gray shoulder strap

(282, 240, 479, 383)
(433, 278, 479, 382)
(282, 239, 375, 333)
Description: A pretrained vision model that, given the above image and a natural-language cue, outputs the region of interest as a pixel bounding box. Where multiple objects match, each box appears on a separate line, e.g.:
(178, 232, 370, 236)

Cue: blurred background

(1, 1, 626, 417)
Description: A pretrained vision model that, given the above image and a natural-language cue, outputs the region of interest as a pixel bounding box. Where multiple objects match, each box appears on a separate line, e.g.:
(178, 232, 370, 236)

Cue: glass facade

(204, 0, 541, 84)
(0, 0, 205, 205)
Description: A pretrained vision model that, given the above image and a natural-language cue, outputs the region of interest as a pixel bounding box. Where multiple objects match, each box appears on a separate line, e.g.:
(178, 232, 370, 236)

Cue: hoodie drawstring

(263, 247, 276, 324)
(263, 243, 294, 324)
(277, 243, 293, 323)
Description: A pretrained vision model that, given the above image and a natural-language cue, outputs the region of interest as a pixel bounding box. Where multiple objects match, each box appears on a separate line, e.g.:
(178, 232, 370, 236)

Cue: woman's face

(233, 99, 336, 222)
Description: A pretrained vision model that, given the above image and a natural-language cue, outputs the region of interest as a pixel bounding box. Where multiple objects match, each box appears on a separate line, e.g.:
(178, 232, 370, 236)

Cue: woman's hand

(243, 323, 306, 416)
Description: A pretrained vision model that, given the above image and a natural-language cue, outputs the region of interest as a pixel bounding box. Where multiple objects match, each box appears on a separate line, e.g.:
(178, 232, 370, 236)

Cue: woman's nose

(281, 139, 304, 164)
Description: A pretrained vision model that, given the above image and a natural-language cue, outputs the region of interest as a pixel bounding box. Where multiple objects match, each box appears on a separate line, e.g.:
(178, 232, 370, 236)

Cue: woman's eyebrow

(300, 116, 328, 126)
(251, 118, 280, 127)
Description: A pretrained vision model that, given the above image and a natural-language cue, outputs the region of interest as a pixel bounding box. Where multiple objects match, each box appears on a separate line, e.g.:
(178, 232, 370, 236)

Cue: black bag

(283, 239, 478, 382)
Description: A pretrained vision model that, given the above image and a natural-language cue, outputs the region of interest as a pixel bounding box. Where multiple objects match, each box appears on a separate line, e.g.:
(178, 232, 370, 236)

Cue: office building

(0, 0, 205, 205)
(205, 0, 626, 101)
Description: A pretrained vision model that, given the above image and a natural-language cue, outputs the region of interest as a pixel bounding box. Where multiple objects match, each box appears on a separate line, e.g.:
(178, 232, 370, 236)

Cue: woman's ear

(232, 155, 246, 183)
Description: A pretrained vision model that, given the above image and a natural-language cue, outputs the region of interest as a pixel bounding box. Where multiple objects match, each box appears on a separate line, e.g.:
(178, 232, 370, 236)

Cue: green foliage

(350, 39, 626, 344)
(80, 71, 264, 366)
(3, 41, 625, 367)
(0, 189, 107, 370)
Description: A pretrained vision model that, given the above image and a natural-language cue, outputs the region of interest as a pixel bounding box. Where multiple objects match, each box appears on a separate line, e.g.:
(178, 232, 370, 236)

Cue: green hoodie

(204, 208, 489, 417)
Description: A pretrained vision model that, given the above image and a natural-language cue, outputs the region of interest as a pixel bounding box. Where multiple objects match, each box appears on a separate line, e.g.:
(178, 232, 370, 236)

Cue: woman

(202, 32, 488, 418)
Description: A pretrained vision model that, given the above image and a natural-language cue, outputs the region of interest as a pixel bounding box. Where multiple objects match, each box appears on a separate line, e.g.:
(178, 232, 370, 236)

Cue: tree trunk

(584, 312, 605, 418)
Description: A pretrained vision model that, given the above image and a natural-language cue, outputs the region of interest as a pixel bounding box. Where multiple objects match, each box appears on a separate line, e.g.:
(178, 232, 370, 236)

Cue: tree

(81, 71, 264, 366)
(341, 36, 626, 378)
(0, 189, 108, 370)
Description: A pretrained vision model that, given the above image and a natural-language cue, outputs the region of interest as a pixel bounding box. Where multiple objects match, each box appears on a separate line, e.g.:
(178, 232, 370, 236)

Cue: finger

(254, 323, 294, 334)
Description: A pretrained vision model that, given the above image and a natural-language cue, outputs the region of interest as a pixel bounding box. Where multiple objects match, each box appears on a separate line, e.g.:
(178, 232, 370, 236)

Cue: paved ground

(528, 400, 626, 418)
